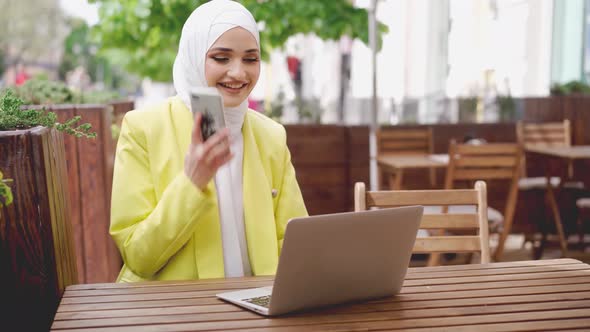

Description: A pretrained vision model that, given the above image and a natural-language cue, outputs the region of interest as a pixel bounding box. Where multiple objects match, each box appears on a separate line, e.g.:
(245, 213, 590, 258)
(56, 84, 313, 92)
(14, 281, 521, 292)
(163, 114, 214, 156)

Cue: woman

(110, 0, 307, 282)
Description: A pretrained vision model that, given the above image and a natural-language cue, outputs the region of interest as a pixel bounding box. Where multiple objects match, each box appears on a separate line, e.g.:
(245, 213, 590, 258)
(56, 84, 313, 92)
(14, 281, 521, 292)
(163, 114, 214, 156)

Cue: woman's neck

(223, 99, 248, 139)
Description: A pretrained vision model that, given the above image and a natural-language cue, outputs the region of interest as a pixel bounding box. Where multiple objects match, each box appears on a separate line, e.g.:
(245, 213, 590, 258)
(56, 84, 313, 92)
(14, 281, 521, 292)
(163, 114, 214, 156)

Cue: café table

(525, 145, 590, 257)
(51, 258, 590, 331)
(377, 154, 449, 189)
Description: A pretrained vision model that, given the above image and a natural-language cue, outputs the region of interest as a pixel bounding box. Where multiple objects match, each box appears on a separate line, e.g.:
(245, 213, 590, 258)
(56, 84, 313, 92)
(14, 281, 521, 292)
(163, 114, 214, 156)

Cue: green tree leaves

(89, 0, 387, 81)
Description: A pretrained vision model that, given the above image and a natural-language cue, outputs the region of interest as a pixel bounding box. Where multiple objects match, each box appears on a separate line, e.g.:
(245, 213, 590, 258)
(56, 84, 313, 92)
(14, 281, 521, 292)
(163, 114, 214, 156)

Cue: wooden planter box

(0, 126, 77, 331)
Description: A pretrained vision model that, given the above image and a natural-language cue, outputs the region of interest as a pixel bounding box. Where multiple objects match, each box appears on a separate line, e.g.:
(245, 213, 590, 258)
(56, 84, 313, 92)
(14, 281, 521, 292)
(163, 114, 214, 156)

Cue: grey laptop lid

(266, 205, 423, 315)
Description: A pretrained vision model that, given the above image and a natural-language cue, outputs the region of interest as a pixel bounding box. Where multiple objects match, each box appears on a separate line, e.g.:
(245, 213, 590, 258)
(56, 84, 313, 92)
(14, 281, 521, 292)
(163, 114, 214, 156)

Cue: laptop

(216, 205, 423, 316)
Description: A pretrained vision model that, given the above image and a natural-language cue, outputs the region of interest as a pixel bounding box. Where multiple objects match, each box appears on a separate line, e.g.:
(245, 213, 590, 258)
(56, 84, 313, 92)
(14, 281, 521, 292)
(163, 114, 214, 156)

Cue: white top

(214, 106, 251, 277)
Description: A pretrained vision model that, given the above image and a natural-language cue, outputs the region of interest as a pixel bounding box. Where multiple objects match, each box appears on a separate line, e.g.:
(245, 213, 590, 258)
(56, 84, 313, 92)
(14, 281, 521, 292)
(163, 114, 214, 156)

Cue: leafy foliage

(550, 81, 590, 95)
(59, 18, 135, 92)
(0, 171, 13, 208)
(89, 0, 387, 81)
(0, 90, 96, 138)
(496, 95, 516, 122)
(8, 77, 120, 105)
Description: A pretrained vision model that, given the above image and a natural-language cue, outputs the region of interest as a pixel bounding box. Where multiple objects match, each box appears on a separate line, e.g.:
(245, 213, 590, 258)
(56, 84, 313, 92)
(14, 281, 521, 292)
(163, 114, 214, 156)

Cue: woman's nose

(227, 61, 246, 80)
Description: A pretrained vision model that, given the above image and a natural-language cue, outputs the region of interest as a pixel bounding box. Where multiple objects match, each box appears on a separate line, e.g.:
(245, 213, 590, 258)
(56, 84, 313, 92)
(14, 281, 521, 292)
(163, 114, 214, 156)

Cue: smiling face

(205, 27, 260, 108)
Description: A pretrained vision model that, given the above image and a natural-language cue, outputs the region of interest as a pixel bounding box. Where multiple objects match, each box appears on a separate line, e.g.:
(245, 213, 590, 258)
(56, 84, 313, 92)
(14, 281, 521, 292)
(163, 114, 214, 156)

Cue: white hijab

(173, 0, 259, 277)
(173, 0, 259, 125)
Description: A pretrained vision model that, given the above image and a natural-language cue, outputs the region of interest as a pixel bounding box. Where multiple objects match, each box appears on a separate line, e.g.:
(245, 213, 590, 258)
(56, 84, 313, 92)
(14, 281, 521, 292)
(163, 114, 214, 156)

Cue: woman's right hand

(184, 113, 233, 190)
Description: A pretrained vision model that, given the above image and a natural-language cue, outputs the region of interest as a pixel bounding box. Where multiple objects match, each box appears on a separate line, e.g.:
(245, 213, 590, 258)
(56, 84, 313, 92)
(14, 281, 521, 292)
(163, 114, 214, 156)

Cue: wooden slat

(413, 236, 481, 253)
(454, 143, 519, 154)
(453, 168, 515, 180)
(381, 140, 429, 150)
(378, 129, 429, 139)
(454, 156, 517, 167)
(367, 189, 478, 207)
(523, 132, 567, 141)
(420, 214, 479, 229)
(523, 122, 568, 131)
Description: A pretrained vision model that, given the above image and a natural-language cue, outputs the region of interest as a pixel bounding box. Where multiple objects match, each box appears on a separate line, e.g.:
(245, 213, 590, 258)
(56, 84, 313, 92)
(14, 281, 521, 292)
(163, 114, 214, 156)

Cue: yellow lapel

(242, 113, 280, 275)
(169, 97, 224, 278)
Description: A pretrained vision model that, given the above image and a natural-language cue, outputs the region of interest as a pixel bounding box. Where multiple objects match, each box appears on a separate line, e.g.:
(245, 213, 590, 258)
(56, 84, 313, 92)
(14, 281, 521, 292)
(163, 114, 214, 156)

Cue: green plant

(496, 94, 515, 121)
(0, 90, 96, 138)
(266, 90, 285, 122)
(0, 170, 13, 208)
(14, 77, 76, 105)
(89, 0, 388, 81)
(6, 77, 121, 105)
(550, 80, 590, 95)
(458, 96, 478, 123)
(295, 97, 323, 124)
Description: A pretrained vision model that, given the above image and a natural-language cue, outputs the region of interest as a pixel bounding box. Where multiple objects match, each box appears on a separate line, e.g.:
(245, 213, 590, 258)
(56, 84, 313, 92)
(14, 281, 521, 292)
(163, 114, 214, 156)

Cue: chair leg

(427, 253, 442, 266)
(577, 211, 586, 252)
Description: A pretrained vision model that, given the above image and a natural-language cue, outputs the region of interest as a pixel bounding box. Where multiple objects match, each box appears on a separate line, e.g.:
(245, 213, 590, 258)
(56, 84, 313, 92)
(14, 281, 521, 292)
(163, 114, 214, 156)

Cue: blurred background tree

(88, 0, 386, 82)
(59, 18, 137, 95)
(0, 0, 65, 66)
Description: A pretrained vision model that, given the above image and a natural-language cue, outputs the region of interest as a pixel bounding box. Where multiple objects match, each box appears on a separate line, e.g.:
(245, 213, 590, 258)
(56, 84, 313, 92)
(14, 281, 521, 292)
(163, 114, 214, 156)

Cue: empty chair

(517, 120, 583, 189)
(354, 180, 490, 264)
(376, 127, 436, 189)
(443, 140, 522, 262)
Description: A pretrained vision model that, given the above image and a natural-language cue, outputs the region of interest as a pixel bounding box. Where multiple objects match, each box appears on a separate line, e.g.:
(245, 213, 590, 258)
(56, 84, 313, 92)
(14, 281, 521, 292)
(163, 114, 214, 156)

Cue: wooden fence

(48, 102, 136, 284)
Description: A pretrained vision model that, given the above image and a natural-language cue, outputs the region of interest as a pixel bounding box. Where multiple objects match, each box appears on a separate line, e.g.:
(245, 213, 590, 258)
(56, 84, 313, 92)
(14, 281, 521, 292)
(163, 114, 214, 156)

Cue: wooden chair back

(445, 141, 522, 188)
(444, 140, 522, 261)
(516, 120, 571, 177)
(377, 127, 433, 155)
(377, 127, 435, 188)
(354, 181, 490, 263)
(516, 120, 571, 149)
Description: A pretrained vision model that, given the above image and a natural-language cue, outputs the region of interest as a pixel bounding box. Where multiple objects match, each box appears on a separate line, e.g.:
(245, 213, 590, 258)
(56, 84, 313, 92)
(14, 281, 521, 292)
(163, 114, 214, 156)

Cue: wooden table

(377, 154, 449, 189)
(526, 146, 590, 257)
(51, 258, 590, 331)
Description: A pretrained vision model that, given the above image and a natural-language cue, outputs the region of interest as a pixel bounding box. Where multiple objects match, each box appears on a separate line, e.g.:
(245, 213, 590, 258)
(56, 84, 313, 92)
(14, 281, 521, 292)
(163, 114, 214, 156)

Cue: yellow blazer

(110, 97, 307, 282)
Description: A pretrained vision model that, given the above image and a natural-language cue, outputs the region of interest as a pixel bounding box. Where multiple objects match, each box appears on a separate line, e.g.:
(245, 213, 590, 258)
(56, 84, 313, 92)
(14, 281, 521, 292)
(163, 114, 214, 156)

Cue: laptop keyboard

(243, 295, 271, 308)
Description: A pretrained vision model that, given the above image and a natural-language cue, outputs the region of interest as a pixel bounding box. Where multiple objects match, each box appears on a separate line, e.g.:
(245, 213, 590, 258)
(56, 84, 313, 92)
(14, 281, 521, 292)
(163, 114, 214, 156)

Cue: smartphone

(189, 87, 225, 141)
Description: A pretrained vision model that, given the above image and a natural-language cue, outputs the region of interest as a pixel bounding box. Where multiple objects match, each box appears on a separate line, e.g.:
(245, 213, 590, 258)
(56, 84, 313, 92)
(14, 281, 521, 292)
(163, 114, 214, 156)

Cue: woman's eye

(212, 57, 229, 63)
(244, 58, 259, 63)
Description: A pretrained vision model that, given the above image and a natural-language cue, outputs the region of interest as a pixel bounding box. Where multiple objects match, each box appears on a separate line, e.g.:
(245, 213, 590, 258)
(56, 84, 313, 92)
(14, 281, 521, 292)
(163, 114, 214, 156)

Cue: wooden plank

(406, 258, 583, 274)
(75, 106, 115, 283)
(523, 122, 568, 132)
(61, 267, 590, 300)
(405, 264, 590, 280)
(52, 106, 85, 283)
(50, 306, 590, 331)
(61, 270, 590, 307)
(413, 236, 481, 253)
(367, 189, 478, 206)
(453, 168, 515, 180)
(454, 156, 517, 167)
(454, 143, 519, 154)
(380, 140, 429, 150)
(400, 318, 590, 332)
(420, 214, 479, 229)
(378, 129, 430, 139)
(56, 289, 590, 315)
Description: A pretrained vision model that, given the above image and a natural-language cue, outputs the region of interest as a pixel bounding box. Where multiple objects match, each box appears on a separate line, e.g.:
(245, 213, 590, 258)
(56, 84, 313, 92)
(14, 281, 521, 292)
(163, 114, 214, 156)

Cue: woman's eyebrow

(209, 47, 233, 52)
(245, 49, 259, 53)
